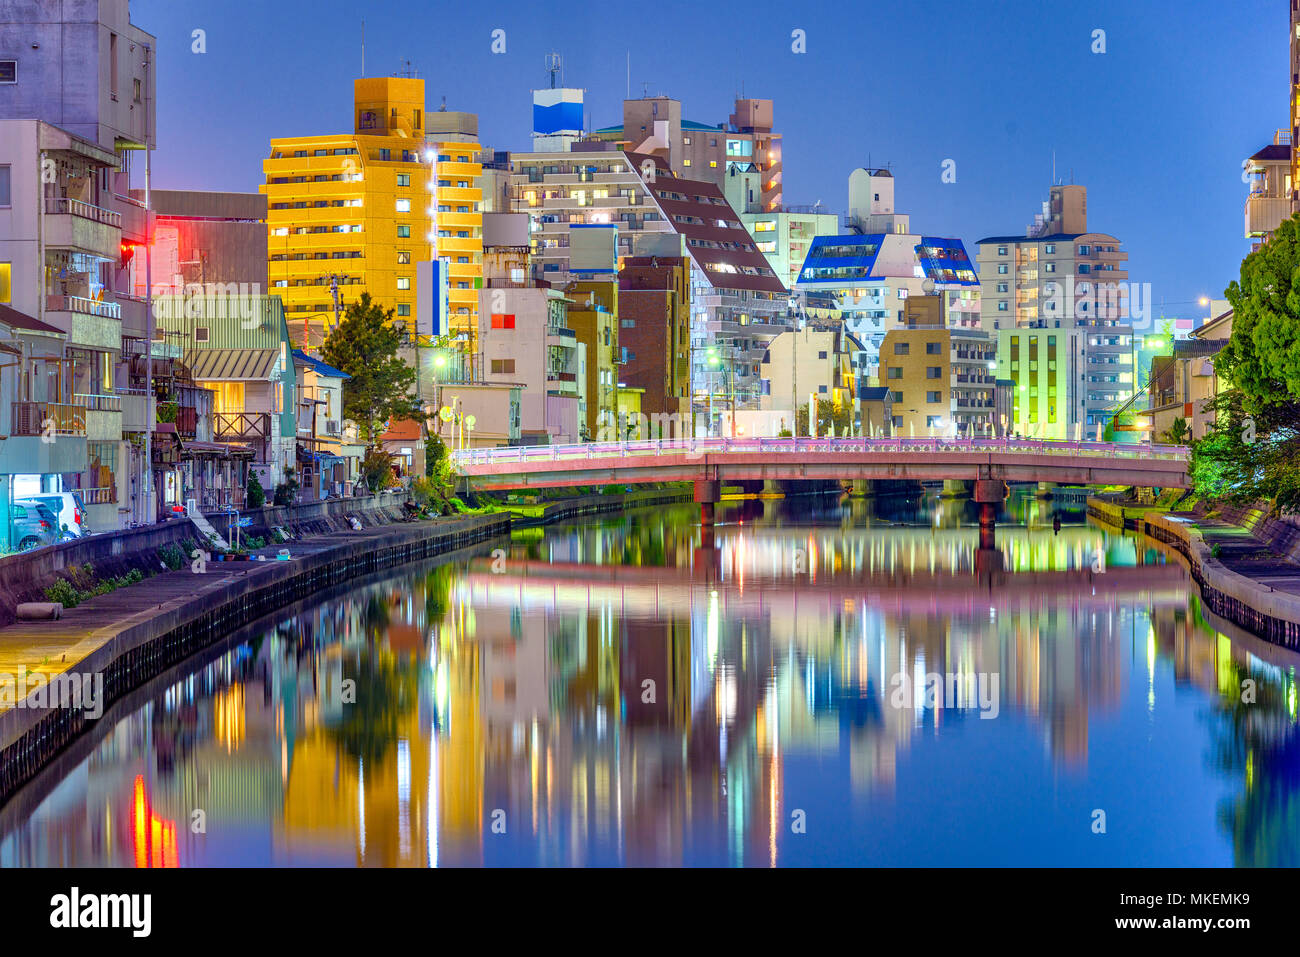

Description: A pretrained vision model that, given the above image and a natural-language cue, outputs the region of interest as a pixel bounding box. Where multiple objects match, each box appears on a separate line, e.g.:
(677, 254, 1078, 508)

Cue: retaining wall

(0, 512, 509, 803)
(0, 492, 408, 627)
(1138, 512, 1300, 649)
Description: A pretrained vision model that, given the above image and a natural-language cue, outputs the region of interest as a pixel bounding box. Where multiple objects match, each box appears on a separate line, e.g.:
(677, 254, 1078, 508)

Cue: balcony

(119, 390, 153, 432)
(1246, 194, 1290, 238)
(46, 295, 121, 319)
(82, 487, 117, 505)
(11, 401, 87, 436)
(43, 295, 123, 350)
(43, 198, 122, 260)
(214, 411, 271, 442)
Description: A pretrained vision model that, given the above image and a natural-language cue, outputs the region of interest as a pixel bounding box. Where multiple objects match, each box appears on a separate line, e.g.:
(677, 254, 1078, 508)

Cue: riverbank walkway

(0, 516, 477, 716)
(1181, 514, 1300, 597)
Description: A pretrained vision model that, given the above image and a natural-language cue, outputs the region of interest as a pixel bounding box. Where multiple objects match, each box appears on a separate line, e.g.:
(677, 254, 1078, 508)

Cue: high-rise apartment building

(509, 150, 787, 423)
(975, 184, 1133, 440)
(725, 162, 836, 288)
(794, 233, 980, 384)
(263, 78, 483, 354)
(510, 145, 674, 285)
(593, 95, 783, 209)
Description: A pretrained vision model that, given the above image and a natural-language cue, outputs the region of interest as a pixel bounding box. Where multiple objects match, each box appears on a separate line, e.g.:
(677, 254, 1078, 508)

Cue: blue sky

(135, 0, 1283, 316)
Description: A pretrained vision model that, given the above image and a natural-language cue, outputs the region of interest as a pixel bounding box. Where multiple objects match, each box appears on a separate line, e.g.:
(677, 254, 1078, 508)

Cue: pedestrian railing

(453, 437, 1191, 468)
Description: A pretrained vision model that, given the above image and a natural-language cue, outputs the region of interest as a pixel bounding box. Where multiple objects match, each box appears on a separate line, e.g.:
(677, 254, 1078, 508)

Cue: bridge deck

(455, 438, 1191, 491)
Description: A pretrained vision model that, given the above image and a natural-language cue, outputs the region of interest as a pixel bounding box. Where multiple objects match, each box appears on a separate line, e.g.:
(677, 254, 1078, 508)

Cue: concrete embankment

(0, 490, 413, 628)
(0, 510, 509, 803)
(1088, 495, 1300, 648)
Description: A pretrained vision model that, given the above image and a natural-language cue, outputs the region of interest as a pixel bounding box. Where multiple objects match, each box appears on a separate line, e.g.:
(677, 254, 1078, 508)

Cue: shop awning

(184, 348, 278, 381)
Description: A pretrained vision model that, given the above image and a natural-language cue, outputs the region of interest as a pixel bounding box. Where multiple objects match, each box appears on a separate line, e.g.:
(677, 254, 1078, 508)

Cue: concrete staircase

(186, 501, 230, 553)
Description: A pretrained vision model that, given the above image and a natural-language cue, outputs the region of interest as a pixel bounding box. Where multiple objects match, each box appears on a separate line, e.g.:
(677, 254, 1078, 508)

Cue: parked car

(16, 491, 89, 539)
(9, 502, 60, 551)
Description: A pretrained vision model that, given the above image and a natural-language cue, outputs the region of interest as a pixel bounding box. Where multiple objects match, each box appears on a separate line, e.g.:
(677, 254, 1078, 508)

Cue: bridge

(454, 437, 1191, 528)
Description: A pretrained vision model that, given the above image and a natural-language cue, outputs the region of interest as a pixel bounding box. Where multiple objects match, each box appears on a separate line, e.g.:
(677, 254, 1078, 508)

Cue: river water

(2, 489, 1297, 867)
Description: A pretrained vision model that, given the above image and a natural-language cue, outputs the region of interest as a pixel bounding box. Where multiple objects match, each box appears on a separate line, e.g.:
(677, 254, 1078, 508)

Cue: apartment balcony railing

(74, 392, 122, 413)
(44, 197, 122, 228)
(46, 295, 121, 319)
(11, 401, 87, 436)
(81, 486, 116, 505)
(214, 411, 271, 442)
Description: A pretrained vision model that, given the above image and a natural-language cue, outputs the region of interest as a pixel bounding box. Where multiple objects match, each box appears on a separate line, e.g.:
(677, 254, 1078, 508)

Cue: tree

(1163, 417, 1190, 445)
(1191, 215, 1300, 512)
(796, 401, 853, 437)
(361, 449, 395, 492)
(320, 293, 416, 445)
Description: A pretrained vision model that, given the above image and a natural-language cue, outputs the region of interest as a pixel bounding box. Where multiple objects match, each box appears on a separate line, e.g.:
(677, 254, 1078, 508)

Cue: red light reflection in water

(132, 775, 178, 868)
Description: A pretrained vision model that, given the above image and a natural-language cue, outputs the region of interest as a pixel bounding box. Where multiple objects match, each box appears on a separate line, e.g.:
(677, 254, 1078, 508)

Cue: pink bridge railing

(453, 437, 1190, 469)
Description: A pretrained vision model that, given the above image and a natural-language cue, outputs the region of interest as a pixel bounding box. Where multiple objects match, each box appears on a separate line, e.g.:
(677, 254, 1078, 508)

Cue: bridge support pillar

(974, 479, 1007, 551)
(940, 479, 970, 499)
(848, 479, 873, 499)
(695, 479, 721, 527)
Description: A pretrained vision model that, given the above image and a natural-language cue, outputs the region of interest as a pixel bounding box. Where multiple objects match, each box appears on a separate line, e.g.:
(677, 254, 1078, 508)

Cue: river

(2, 488, 1296, 867)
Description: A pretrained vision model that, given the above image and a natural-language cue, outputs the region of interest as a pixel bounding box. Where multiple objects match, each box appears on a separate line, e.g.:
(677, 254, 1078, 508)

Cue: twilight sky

(134, 0, 1283, 317)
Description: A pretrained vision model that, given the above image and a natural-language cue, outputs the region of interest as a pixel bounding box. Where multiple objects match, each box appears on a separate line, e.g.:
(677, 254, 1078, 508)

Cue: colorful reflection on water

(2, 490, 1298, 867)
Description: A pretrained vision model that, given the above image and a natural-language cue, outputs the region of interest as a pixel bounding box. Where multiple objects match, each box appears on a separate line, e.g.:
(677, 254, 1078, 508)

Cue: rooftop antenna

(1052, 150, 1056, 185)
(545, 52, 562, 89)
(626, 50, 630, 99)
(361, 19, 364, 76)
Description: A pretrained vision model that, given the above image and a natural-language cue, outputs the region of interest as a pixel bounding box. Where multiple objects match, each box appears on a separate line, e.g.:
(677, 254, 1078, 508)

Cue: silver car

(9, 502, 59, 551)
(17, 492, 89, 539)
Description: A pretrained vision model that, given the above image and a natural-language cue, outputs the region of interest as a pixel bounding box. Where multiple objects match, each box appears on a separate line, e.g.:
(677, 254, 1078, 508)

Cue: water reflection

(2, 489, 1298, 867)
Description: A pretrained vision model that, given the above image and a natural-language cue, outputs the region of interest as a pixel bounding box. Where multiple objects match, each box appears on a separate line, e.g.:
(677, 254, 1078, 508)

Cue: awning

(0, 303, 62, 335)
(184, 348, 278, 381)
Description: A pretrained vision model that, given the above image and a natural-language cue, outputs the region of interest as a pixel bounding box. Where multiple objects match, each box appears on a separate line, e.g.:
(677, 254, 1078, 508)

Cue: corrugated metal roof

(184, 348, 278, 381)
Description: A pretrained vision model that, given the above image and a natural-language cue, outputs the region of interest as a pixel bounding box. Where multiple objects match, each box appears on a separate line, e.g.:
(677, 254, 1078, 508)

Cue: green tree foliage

(246, 471, 266, 508)
(1192, 216, 1300, 512)
(361, 449, 395, 492)
(320, 293, 416, 445)
(1163, 417, 1190, 445)
(796, 402, 854, 437)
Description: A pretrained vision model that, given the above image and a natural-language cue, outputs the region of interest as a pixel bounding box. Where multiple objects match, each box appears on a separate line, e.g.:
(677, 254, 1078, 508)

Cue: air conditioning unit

(326, 420, 340, 435)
